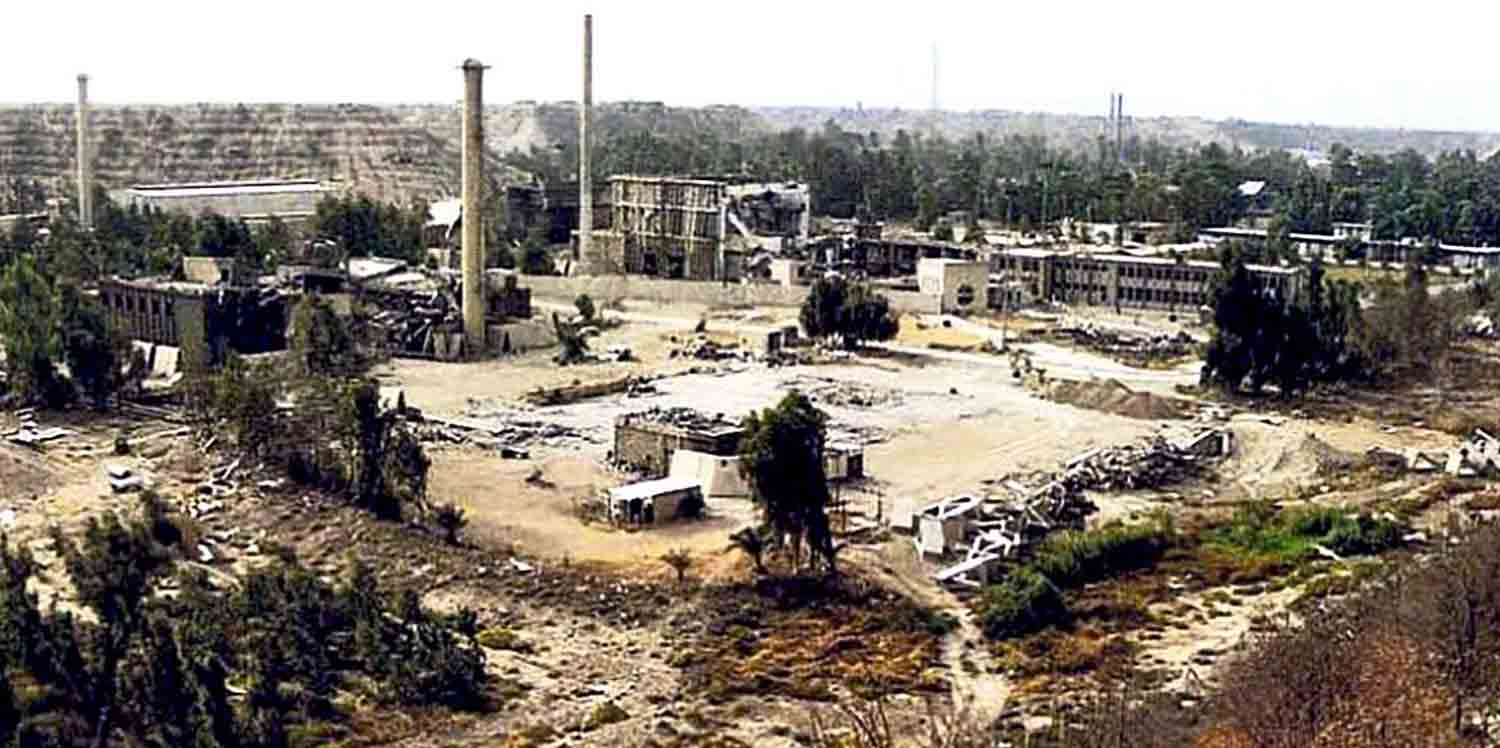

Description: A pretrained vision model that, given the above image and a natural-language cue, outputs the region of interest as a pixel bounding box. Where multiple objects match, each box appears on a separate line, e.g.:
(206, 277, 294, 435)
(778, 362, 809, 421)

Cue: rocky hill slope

(3, 101, 1496, 209)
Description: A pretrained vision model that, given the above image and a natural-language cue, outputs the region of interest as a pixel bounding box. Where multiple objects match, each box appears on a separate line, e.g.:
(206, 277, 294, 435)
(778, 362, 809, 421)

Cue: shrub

(1030, 518, 1172, 588)
(575, 294, 596, 323)
(476, 627, 532, 653)
(977, 568, 1067, 639)
(584, 701, 630, 731)
(433, 503, 468, 546)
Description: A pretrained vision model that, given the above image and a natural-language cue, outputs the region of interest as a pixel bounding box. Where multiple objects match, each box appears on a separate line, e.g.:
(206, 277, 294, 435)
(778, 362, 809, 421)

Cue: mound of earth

(1047, 378, 1190, 421)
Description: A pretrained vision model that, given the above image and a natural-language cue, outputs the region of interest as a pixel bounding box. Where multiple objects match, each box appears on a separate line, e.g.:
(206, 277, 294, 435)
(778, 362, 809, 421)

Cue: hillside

(4, 100, 1499, 211)
(0, 103, 519, 207)
(752, 106, 1500, 157)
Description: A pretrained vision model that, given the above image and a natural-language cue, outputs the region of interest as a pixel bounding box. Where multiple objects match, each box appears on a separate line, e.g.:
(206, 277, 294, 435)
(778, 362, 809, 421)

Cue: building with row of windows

(989, 248, 1305, 311)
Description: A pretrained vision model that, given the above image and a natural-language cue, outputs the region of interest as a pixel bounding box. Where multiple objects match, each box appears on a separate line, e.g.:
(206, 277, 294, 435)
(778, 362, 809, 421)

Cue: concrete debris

(928, 428, 1231, 588)
(779, 374, 905, 409)
(524, 375, 652, 406)
(668, 335, 753, 362)
(7, 424, 73, 447)
(421, 408, 596, 453)
(1054, 323, 1196, 361)
(363, 282, 466, 360)
(1371, 430, 1500, 478)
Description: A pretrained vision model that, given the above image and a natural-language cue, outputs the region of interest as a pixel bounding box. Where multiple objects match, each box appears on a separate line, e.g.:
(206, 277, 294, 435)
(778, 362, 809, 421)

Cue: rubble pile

(922, 427, 1232, 589)
(6, 409, 73, 448)
(1370, 428, 1500, 478)
(1054, 323, 1197, 360)
(416, 408, 598, 455)
(1055, 432, 1223, 493)
(363, 285, 464, 359)
(669, 335, 752, 362)
(780, 375, 904, 410)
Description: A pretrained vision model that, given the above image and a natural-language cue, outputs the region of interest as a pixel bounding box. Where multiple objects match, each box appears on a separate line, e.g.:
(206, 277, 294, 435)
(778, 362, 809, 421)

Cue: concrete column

(578, 14, 594, 271)
(461, 59, 488, 354)
(76, 74, 93, 231)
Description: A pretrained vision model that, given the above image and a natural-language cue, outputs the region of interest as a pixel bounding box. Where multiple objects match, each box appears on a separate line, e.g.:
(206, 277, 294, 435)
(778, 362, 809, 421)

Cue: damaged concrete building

(613, 407, 745, 478)
(580, 176, 810, 281)
(99, 275, 287, 367)
(806, 221, 980, 279)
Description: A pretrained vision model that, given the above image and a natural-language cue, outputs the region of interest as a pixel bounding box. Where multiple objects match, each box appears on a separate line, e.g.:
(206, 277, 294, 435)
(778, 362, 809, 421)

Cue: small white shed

(607, 476, 704, 525)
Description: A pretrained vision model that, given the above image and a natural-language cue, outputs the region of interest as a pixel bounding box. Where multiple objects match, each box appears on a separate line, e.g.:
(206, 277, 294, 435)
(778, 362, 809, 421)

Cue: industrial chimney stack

(1115, 93, 1124, 165)
(578, 14, 594, 272)
(460, 59, 488, 354)
(76, 74, 93, 231)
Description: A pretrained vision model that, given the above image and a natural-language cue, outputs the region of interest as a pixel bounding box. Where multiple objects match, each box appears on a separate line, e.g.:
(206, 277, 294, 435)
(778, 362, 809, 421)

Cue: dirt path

(847, 541, 1011, 725)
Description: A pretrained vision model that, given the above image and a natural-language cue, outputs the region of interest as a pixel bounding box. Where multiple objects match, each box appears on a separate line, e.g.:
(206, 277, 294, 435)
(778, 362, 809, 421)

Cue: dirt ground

(428, 450, 757, 564)
(9, 291, 1491, 743)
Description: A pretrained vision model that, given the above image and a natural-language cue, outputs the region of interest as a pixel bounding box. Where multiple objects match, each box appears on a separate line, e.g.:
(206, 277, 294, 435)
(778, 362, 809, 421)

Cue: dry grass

(679, 576, 949, 704)
(894, 317, 985, 350)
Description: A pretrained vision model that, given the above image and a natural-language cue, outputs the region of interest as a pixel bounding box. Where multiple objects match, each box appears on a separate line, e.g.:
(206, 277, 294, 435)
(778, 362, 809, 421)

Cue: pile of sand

(1046, 378, 1189, 421)
(1269, 433, 1360, 478)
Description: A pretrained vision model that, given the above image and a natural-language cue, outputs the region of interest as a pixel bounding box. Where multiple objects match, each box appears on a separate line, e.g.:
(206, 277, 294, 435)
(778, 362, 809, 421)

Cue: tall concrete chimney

(1115, 93, 1124, 164)
(76, 74, 93, 230)
(578, 14, 593, 272)
(460, 59, 488, 354)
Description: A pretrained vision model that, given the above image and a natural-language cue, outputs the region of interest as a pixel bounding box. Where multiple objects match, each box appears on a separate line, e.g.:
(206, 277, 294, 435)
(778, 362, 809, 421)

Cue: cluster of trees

(800, 277, 900, 350)
(0, 193, 296, 285)
(189, 296, 429, 521)
(311, 195, 428, 266)
(507, 118, 1500, 250)
(1203, 242, 1472, 395)
(0, 496, 487, 746)
(0, 254, 142, 409)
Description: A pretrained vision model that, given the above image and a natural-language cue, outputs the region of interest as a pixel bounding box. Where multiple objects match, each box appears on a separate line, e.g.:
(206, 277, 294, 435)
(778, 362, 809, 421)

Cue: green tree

(0, 254, 68, 406)
(738, 392, 836, 575)
(289, 295, 364, 378)
(59, 283, 131, 410)
(520, 226, 553, 275)
(799, 276, 899, 350)
(574, 293, 596, 323)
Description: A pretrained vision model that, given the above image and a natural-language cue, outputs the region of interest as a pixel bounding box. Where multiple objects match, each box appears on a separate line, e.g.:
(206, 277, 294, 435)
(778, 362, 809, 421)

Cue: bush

(1030, 518, 1172, 589)
(433, 503, 468, 546)
(1209, 503, 1405, 562)
(575, 294, 596, 323)
(476, 627, 532, 653)
(584, 701, 630, 731)
(977, 568, 1067, 639)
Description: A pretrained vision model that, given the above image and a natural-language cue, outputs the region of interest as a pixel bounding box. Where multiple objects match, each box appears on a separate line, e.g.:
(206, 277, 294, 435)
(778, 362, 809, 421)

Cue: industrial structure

(578, 14, 595, 279)
(460, 58, 489, 354)
(584, 175, 811, 280)
(110, 180, 331, 224)
(76, 74, 93, 230)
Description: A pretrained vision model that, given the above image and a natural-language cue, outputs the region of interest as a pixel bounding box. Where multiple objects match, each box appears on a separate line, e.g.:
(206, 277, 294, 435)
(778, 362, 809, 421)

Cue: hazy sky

(7, 0, 1499, 132)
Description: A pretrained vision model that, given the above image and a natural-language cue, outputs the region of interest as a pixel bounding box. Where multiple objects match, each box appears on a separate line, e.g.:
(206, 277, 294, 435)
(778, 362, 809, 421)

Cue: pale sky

(7, 0, 1500, 132)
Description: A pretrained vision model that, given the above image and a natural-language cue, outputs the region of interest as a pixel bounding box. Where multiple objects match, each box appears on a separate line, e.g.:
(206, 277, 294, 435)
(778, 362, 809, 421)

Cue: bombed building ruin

(612, 407, 745, 478)
(99, 276, 287, 367)
(580, 176, 810, 280)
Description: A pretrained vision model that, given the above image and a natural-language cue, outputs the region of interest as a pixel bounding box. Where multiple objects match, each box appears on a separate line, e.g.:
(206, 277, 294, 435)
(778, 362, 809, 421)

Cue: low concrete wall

(500, 273, 941, 315)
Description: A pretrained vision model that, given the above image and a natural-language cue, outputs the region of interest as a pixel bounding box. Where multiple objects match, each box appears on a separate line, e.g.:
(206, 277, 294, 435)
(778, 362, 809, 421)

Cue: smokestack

(578, 14, 593, 271)
(460, 59, 488, 354)
(76, 74, 93, 231)
(1108, 92, 1116, 143)
(1115, 93, 1124, 164)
